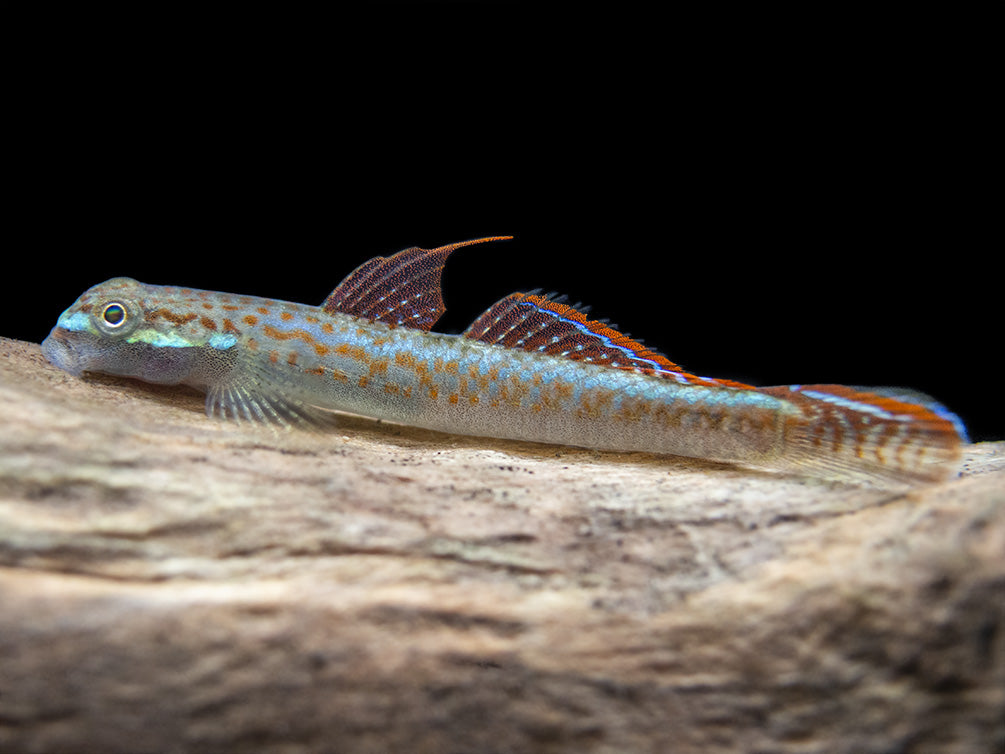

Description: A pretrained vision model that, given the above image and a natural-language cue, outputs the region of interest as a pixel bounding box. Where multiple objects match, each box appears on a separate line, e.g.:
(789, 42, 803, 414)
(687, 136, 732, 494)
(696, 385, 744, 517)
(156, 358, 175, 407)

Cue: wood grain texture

(1, 336, 1003, 754)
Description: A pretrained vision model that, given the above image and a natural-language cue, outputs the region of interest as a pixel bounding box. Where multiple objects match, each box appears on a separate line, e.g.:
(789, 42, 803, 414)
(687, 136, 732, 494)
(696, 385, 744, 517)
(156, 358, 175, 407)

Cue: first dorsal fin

(323, 236, 512, 330)
(463, 292, 753, 387)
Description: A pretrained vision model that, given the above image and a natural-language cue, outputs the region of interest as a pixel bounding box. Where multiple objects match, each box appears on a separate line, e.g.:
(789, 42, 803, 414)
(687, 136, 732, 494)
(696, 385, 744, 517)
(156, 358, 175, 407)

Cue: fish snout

(41, 327, 85, 376)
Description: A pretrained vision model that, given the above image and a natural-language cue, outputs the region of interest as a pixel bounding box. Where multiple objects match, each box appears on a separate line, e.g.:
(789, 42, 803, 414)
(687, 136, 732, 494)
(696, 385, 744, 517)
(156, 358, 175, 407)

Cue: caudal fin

(760, 384, 968, 484)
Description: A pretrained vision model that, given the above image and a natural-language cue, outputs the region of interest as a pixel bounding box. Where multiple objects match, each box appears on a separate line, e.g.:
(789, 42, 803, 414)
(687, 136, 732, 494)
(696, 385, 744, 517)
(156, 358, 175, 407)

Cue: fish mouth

(41, 327, 85, 377)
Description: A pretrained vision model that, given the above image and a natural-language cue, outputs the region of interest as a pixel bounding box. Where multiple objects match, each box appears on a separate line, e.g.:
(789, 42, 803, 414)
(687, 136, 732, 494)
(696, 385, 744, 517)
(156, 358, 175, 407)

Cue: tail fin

(760, 384, 968, 484)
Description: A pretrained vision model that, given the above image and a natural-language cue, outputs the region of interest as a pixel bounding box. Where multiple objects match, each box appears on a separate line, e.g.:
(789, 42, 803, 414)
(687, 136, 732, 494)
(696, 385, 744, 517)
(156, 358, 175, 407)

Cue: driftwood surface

(1, 335, 1003, 754)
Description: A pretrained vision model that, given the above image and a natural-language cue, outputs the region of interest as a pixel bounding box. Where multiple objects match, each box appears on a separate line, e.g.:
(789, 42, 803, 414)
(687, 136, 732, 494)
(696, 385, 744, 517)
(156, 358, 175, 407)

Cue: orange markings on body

(263, 325, 321, 352)
(334, 343, 360, 357)
(465, 364, 491, 393)
(616, 396, 650, 423)
(534, 380, 574, 413)
(576, 388, 616, 420)
(652, 402, 679, 429)
(152, 309, 197, 326)
(504, 373, 532, 408)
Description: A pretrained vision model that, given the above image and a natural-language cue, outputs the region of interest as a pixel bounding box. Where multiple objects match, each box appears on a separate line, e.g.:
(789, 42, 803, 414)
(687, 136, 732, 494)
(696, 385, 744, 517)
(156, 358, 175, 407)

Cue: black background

(8, 8, 1000, 441)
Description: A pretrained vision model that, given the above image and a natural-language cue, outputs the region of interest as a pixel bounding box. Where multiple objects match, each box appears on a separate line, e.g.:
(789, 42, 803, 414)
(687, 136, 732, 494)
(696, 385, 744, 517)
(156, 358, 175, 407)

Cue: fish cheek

(84, 340, 203, 385)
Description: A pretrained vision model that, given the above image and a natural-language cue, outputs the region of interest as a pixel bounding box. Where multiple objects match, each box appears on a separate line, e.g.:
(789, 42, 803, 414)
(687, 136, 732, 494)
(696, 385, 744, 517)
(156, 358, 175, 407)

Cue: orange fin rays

(323, 236, 512, 330)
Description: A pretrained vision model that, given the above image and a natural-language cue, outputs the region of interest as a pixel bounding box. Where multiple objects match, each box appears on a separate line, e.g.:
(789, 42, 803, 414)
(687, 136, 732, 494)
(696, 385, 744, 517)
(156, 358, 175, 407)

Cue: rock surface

(1, 336, 1003, 753)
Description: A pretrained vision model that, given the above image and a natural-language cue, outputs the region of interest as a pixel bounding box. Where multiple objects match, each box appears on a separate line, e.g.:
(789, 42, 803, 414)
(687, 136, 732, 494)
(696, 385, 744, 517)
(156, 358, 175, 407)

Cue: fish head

(41, 277, 230, 385)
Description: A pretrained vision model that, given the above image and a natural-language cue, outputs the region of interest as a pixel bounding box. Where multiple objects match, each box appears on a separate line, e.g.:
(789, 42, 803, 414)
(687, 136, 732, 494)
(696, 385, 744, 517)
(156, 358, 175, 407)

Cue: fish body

(42, 237, 967, 484)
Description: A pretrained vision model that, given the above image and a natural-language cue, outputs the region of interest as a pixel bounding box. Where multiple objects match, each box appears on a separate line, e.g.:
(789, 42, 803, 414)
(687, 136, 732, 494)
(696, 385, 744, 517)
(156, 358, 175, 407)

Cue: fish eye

(101, 302, 128, 328)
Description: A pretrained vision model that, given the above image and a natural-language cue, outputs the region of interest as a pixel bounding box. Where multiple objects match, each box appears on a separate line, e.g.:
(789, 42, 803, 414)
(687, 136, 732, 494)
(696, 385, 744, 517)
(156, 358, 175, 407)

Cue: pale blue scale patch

(57, 310, 91, 333)
(127, 329, 194, 348)
(209, 333, 238, 350)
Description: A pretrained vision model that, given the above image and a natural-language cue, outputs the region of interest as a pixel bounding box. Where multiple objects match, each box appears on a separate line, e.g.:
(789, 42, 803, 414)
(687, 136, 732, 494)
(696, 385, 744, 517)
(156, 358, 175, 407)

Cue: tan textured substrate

(1, 336, 1003, 753)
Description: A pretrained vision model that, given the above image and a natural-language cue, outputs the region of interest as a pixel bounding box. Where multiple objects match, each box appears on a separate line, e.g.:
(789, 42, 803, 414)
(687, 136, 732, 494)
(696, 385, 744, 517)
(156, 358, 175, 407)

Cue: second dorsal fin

(463, 292, 752, 387)
(323, 236, 512, 330)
